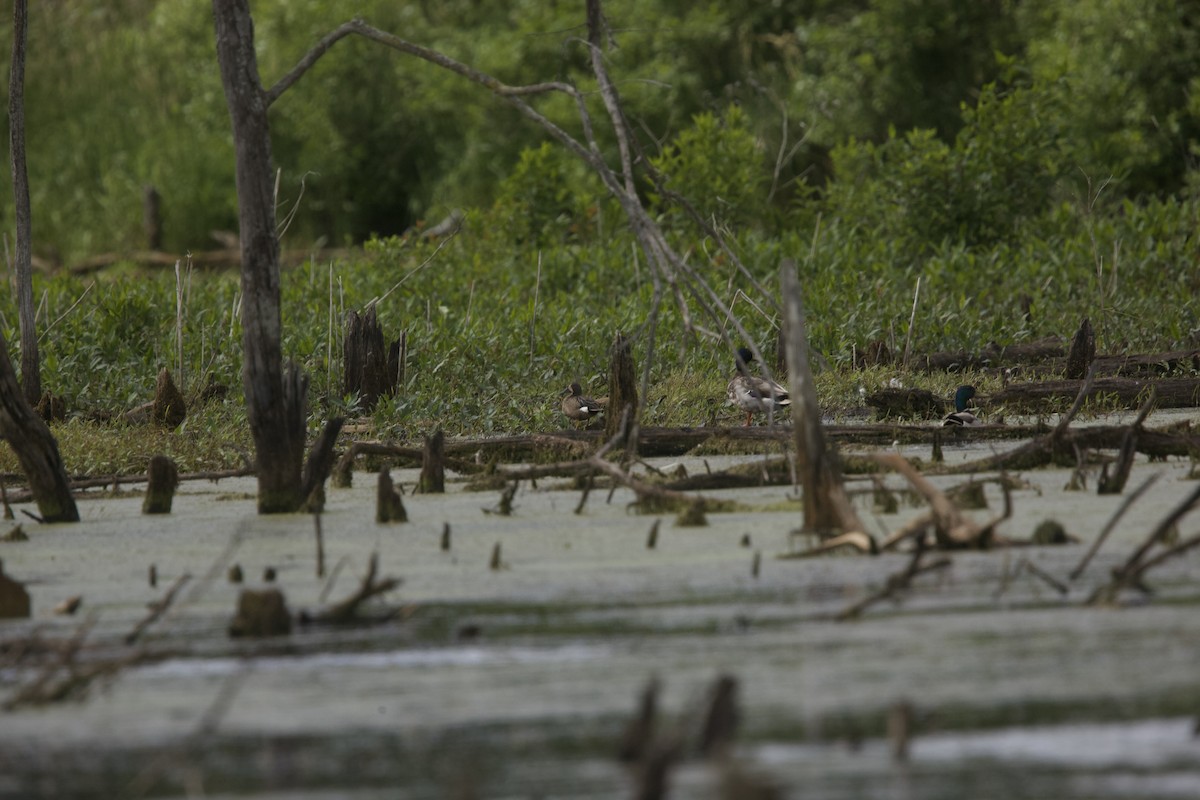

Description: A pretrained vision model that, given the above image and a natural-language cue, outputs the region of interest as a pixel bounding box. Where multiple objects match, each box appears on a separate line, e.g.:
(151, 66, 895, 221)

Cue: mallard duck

(942, 385, 981, 427)
(726, 347, 791, 426)
(560, 382, 603, 426)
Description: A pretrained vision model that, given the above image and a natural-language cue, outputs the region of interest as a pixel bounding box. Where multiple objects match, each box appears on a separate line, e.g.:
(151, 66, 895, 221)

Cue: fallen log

(992, 376, 1200, 411)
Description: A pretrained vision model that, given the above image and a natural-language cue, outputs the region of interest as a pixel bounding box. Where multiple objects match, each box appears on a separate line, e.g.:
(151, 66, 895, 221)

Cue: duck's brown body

(561, 382, 604, 425)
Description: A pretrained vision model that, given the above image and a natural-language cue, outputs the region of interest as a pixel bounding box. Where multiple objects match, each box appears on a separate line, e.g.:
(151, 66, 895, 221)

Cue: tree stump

(142, 455, 179, 514)
(228, 588, 291, 637)
(0, 559, 31, 618)
(143, 184, 162, 250)
(35, 391, 65, 423)
(376, 469, 408, 523)
(343, 305, 402, 411)
(152, 367, 187, 429)
(1066, 318, 1096, 380)
(605, 332, 638, 445)
(418, 429, 445, 494)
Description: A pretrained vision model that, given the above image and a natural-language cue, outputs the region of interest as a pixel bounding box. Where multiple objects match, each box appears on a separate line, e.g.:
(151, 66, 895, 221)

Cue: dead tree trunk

(9, 0, 38, 406)
(0, 339, 78, 522)
(0, 1, 76, 523)
(781, 260, 862, 537)
(343, 305, 401, 411)
(212, 0, 338, 513)
(605, 332, 638, 447)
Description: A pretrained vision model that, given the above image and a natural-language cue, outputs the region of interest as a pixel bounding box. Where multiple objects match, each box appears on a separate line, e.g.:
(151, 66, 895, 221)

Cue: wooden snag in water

(228, 587, 292, 637)
(1065, 317, 1096, 380)
(698, 674, 739, 758)
(142, 455, 179, 514)
(315, 552, 400, 623)
(618, 676, 659, 764)
(418, 429, 445, 494)
(342, 305, 402, 412)
(646, 518, 660, 549)
(1098, 386, 1155, 496)
(376, 469, 408, 523)
(780, 259, 865, 539)
(674, 500, 707, 527)
(440, 522, 451, 551)
(888, 700, 914, 762)
(0, 559, 31, 618)
(489, 541, 503, 570)
(605, 332, 638, 447)
(152, 367, 187, 429)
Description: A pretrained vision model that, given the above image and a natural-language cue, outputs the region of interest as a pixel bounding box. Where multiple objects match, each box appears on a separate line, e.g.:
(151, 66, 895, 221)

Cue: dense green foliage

(0, 0, 1195, 458)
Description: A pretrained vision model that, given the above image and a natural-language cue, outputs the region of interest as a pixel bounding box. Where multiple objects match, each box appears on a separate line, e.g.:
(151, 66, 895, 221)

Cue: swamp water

(2, 417, 1200, 798)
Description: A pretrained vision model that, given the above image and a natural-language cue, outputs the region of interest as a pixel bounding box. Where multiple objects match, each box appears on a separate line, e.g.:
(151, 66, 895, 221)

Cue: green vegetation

(0, 2, 1196, 475)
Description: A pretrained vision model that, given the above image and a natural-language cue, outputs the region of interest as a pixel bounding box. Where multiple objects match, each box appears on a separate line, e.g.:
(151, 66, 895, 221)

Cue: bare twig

(315, 552, 401, 623)
(1069, 472, 1161, 581)
(124, 573, 192, 645)
(837, 546, 953, 620)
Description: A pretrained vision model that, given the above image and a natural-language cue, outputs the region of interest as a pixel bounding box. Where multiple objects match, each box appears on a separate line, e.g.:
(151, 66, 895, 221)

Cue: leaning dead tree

(212, 1, 342, 512)
(260, 0, 779, 437)
(0, 0, 77, 522)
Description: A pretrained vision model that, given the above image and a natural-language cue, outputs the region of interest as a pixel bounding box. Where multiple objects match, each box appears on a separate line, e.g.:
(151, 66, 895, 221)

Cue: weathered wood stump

(343, 305, 402, 411)
(228, 588, 292, 637)
(142, 455, 179, 514)
(0, 559, 31, 618)
(35, 391, 65, 422)
(418, 429, 445, 494)
(605, 332, 638, 445)
(376, 469, 408, 523)
(1066, 318, 1096, 380)
(152, 367, 187, 429)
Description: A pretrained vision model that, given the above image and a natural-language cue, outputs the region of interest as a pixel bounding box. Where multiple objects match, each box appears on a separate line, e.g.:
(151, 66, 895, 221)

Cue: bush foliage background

(0, 0, 1196, 446)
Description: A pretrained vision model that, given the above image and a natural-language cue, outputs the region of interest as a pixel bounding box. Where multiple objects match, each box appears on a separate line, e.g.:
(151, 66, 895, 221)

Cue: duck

(560, 382, 603, 426)
(942, 384, 982, 427)
(726, 347, 791, 426)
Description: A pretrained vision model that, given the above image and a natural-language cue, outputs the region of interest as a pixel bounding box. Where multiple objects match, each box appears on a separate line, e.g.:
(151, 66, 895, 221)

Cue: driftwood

(836, 545, 954, 620)
(872, 453, 1012, 549)
(312, 552, 401, 623)
(1088, 483, 1200, 605)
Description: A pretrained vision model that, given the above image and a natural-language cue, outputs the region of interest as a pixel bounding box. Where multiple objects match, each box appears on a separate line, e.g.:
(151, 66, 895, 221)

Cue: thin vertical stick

(313, 507, 325, 578)
(529, 251, 542, 367)
(465, 279, 475, 328)
(327, 261, 334, 397)
(902, 276, 921, 371)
